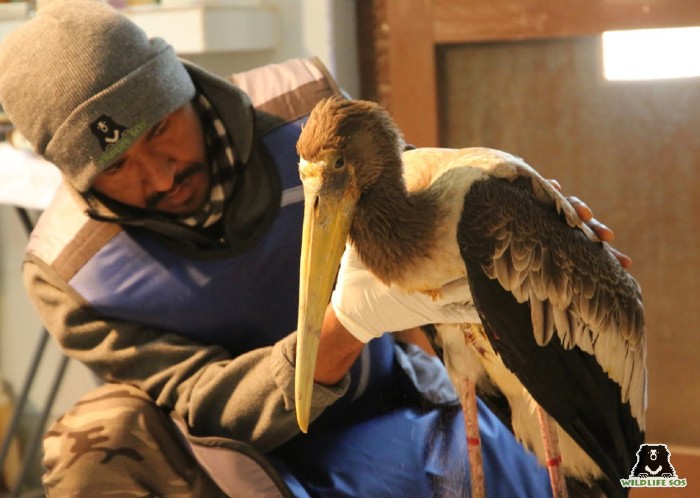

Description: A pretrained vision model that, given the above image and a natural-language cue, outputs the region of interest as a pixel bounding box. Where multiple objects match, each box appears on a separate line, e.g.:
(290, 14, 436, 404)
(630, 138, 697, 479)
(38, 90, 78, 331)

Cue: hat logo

(90, 115, 128, 151)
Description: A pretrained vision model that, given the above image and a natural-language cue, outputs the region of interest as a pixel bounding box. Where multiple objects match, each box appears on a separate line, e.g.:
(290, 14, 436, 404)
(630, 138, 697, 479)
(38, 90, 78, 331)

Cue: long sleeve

(23, 256, 349, 453)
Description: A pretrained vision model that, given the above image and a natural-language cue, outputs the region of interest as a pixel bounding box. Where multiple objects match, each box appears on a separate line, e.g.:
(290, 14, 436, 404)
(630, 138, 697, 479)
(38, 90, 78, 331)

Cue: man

(0, 1, 629, 496)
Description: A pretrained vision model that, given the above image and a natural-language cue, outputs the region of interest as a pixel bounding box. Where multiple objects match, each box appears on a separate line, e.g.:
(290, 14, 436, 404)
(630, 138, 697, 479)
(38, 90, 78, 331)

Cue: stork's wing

(456, 163, 646, 488)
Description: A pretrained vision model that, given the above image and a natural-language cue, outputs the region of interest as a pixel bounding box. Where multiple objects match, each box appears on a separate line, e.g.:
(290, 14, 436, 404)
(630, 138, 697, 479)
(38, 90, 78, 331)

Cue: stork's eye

(334, 156, 345, 169)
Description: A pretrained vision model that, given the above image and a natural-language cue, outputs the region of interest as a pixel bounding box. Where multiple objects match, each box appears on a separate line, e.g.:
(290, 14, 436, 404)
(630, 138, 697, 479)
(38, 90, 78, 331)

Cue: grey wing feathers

(465, 162, 647, 429)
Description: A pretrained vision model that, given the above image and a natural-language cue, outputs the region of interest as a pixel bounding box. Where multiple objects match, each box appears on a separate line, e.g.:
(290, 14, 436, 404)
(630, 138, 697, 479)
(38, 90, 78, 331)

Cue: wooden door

(358, 0, 700, 452)
(438, 36, 700, 448)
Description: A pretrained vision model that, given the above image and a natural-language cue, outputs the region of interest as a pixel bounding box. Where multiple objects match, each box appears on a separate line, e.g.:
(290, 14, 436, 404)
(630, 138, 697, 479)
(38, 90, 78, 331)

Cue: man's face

(91, 102, 210, 215)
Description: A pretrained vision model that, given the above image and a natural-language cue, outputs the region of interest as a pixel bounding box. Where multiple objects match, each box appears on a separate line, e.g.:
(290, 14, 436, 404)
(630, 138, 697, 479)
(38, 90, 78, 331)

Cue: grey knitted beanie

(0, 0, 196, 192)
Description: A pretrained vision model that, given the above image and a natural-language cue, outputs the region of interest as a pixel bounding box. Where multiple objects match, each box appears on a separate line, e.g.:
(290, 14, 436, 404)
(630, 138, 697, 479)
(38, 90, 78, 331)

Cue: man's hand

(548, 179, 632, 269)
(313, 305, 364, 386)
(331, 246, 479, 343)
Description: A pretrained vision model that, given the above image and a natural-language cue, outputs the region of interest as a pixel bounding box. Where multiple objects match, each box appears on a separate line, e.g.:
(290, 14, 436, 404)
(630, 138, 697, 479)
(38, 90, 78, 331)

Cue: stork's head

(297, 96, 405, 194)
(294, 97, 403, 432)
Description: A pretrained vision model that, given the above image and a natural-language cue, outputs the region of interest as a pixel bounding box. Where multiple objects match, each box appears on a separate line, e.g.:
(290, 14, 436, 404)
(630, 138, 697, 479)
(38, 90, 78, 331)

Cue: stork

(294, 96, 646, 498)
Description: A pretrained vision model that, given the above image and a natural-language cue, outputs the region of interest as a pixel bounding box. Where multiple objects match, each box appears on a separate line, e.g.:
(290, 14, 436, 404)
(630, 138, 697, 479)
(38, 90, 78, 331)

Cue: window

(603, 27, 700, 81)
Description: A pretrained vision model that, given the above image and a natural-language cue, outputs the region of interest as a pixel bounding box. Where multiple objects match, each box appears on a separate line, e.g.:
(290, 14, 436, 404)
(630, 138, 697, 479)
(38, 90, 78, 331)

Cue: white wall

(185, 0, 360, 96)
(0, 0, 359, 479)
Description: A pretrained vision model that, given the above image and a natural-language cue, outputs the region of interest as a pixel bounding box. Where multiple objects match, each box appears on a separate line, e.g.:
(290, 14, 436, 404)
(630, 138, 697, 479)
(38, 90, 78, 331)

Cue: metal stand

(0, 208, 69, 496)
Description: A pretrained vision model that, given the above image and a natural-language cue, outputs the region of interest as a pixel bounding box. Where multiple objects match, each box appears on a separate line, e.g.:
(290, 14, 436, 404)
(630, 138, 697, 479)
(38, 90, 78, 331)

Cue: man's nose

(143, 153, 177, 192)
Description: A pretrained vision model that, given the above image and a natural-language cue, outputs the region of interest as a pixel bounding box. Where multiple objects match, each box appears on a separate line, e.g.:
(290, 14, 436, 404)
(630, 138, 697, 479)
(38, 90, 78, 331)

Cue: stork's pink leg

(536, 404, 569, 498)
(463, 378, 486, 498)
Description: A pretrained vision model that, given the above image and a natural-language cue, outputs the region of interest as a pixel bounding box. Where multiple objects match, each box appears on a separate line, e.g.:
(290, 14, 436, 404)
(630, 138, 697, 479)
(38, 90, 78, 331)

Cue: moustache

(145, 162, 208, 210)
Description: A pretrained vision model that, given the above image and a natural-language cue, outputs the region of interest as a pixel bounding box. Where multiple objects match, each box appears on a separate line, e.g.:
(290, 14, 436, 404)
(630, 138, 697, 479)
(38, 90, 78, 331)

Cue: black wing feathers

(458, 176, 644, 496)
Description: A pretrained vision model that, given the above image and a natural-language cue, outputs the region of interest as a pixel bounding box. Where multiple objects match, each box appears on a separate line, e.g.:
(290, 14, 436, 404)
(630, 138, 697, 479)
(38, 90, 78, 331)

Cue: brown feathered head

(297, 96, 405, 191)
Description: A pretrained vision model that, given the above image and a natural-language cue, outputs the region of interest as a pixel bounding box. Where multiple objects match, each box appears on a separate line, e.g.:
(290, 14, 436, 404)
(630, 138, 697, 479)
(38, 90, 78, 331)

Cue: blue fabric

(71, 203, 303, 356)
(271, 397, 552, 498)
(262, 118, 310, 192)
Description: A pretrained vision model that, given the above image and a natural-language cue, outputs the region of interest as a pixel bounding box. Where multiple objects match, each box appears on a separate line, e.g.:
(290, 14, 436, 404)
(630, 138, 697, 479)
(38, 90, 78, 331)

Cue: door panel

(438, 37, 700, 446)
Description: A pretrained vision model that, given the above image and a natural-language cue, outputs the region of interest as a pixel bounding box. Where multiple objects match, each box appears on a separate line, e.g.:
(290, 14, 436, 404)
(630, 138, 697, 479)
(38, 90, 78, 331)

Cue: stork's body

(294, 97, 647, 497)
(364, 146, 644, 495)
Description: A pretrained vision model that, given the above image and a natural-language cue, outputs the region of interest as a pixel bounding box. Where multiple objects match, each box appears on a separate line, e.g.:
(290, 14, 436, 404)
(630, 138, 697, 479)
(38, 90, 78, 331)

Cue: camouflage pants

(42, 383, 228, 498)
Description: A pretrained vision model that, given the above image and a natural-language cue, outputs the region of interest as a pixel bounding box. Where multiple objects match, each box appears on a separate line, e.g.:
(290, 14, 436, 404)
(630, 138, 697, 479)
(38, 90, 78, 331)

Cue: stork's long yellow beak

(295, 158, 357, 433)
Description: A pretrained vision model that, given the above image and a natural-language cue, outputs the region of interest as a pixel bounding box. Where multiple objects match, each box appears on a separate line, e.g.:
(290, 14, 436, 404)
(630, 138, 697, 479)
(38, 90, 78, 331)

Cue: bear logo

(629, 444, 677, 479)
(90, 115, 128, 151)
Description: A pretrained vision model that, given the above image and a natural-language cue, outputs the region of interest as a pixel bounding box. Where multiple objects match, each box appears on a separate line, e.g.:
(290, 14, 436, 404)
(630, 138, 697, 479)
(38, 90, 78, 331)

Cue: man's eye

(150, 120, 168, 139)
(104, 160, 125, 175)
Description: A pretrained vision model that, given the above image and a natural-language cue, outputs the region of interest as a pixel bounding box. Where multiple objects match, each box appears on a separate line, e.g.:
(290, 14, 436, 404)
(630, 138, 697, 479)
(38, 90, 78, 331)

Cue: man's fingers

(608, 245, 633, 269)
(587, 218, 615, 242)
(552, 185, 632, 269)
(565, 195, 617, 242)
(567, 195, 593, 222)
(548, 178, 562, 191)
